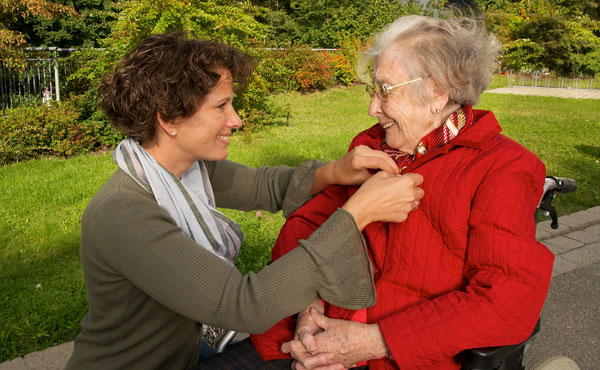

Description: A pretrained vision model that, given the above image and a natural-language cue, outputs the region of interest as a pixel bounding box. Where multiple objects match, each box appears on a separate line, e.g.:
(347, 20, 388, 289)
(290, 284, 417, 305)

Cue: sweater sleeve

(251, 184, 350, 360)
(206, 159, 323, 217)
(85, 186, 374, 334)
(379, 152, 554, 369)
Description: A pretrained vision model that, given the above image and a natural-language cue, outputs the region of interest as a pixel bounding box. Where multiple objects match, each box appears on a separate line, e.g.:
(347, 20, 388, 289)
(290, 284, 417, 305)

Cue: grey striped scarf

(113, 138, 244, 264)
(114, 138, 244, 347)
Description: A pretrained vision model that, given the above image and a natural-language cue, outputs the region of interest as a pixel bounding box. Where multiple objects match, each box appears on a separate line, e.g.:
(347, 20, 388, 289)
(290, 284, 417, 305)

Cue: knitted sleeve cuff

(281, 160, 324, 218)
(299, 208, 376, 310)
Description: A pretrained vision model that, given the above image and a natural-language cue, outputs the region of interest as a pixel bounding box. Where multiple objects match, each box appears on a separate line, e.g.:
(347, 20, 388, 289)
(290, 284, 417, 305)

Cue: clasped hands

(281, 299, 389, 370)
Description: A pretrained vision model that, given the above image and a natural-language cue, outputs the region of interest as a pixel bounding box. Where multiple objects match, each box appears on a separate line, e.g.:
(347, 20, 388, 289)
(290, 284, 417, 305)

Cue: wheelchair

(216, 176, 580, 370)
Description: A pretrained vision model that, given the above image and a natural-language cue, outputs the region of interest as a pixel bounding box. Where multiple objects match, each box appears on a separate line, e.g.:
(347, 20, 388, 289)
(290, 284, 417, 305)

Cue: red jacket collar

(353, 109, 502, 171)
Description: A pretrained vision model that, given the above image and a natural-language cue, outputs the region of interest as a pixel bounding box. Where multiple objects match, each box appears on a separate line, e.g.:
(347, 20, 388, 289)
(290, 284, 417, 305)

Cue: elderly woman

(246, 14, 555, 370)
(64, 32, 425, 370)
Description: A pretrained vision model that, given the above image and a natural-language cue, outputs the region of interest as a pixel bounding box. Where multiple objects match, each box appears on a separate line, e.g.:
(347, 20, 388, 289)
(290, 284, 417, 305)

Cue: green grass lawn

(1, 85, 599, 361)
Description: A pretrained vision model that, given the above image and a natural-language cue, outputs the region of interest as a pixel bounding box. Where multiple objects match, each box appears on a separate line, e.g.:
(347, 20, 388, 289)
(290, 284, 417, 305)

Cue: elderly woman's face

(368, 50, 435, 153)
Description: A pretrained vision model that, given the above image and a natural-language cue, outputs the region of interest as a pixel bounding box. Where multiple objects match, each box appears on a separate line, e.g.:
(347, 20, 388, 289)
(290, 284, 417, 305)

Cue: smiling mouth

(217, 135, 230, 142)
(382, 122, 394, 129)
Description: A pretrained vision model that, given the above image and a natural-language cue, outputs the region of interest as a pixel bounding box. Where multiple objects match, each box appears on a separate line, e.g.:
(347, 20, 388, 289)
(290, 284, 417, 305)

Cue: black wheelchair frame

(216, 176, 578, 370)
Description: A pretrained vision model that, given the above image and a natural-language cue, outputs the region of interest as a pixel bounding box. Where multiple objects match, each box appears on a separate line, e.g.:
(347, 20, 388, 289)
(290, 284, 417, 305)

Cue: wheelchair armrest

(460, 319, 540, 370)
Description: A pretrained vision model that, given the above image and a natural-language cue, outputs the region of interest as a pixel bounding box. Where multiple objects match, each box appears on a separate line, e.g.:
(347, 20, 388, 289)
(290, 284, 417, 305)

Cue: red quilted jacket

(251, 109, 554, 369)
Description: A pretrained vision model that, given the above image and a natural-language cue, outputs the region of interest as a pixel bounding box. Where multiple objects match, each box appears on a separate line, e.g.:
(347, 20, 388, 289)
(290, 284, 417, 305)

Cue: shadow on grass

(251, 151, 317, 168)
(0, 238, 86, 362)
(234, 118, 291, 135)
(575, 145, 600, 159)
(553, 154, 600, 215)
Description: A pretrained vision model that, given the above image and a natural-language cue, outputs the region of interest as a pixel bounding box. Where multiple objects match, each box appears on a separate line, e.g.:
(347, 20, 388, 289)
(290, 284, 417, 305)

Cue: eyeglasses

(366, 75, 431, 101)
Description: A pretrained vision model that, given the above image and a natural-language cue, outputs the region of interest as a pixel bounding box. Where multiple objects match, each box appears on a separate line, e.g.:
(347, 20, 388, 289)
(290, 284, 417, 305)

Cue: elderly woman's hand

(342, 171, 424, 231)
(282, 309, 389, 369)
(295, 298, 325, 353)
(311, 146, 400, 195)
(288, 349, 345, 370)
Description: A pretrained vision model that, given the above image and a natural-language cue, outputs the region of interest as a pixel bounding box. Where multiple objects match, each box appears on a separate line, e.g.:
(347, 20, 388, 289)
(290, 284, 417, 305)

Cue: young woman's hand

(311, 146, 399, 195)
(342, 171, 424, 230)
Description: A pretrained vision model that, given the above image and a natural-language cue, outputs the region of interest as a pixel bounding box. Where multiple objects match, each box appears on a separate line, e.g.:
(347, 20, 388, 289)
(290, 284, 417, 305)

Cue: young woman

(64, 31, 424, 370)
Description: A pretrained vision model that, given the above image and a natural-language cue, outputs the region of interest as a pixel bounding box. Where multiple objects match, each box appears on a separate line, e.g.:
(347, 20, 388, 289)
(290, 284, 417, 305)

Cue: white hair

(359, 14, 501, 106)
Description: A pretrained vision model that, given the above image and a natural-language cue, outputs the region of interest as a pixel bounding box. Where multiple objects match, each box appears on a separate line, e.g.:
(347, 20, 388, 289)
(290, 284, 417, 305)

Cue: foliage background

(480, 0, 600, 76)
(1, 0, 599, 165)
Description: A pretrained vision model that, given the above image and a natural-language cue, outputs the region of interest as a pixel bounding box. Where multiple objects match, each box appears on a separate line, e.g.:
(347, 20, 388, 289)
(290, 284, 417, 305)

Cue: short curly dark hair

(99, 31, 256, 143)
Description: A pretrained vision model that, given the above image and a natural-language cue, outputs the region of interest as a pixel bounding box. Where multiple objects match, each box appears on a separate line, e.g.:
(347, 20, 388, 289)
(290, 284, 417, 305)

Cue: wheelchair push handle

(537, 176, 578, 229)
(545, 176, 578, 194)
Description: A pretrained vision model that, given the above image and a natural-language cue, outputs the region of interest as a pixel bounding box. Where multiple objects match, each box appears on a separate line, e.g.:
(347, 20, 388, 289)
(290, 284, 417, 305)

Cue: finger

(293, 362, 343, 370)
(312, 364, 346, 370)
(309, 308, 330, 330)
(299, 330, 318, 353)
(402, 172, 424, 185)
(292, 360, 306, 370)
(281, 339, 307, 354)
(328, 365, 346, 370)
(360, 152, 399, 175)
(415, 186, 425, 200)
(299, 352, 335, 369)
(371, 169, 392, 179)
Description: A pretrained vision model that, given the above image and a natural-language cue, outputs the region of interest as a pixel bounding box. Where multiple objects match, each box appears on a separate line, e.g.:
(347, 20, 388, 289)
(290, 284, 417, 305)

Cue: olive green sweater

(65, 159, 375, 370)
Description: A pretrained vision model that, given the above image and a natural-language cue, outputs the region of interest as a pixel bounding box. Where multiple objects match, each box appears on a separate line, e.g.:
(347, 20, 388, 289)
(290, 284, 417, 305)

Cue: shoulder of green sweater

(204, 159, 325, 175)
(204, 159, 245, 176)
(84, 169, 157, 221)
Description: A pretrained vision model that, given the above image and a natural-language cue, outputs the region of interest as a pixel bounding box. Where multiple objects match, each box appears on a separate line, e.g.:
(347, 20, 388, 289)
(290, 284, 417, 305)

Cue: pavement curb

(0, 342, 73, 370)
(536, 206, 600, 241)
(486, 87, 600, 99)
(536, 206, 600, 278)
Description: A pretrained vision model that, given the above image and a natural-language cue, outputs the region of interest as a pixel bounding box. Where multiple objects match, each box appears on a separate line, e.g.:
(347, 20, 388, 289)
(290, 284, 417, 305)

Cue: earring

(171, 131, 177, 136)
(435, 108, 440, 113)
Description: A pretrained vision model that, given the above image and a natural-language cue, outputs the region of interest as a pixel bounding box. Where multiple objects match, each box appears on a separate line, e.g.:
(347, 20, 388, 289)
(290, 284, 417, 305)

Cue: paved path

(2, 206, 599, 370)
(486, 86, 600, 99)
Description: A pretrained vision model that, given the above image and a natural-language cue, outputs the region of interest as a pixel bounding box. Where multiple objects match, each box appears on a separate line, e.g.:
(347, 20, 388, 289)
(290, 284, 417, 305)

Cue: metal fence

(1, 47, 73, 114)
(506, 69, 595, 89)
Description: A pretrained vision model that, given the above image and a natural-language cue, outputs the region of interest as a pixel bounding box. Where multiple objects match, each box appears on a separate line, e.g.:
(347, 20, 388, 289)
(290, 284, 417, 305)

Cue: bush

(580, 45, 600, 76)
(260, 46, 337, 93)
(69, 89, 124, 148)
(293, 51, 336, 91)
(483, 2, 600, 77)
(501, 38, 545, 72)
(234, 67, 282, 131)
(326, 33, 363, 85)
(0, 101, 122, 165)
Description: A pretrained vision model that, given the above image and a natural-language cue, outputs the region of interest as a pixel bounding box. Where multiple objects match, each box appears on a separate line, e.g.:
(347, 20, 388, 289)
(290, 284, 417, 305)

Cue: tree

(0, 0, 76, 67)
(104, 0, 269, 54)
(13, 0, 118, 48)
(475, 0, 600, 76)
(69, 0, 276, 128)
(253, 0, 434, 48)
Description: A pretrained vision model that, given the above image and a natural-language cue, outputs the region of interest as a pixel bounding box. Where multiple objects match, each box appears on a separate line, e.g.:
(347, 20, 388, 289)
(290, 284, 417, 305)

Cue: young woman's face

(172, 68, 242, 162)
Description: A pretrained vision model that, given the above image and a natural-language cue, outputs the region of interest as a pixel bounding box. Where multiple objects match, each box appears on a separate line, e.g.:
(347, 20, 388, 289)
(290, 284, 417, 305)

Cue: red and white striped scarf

(380, 105, 474, 171)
